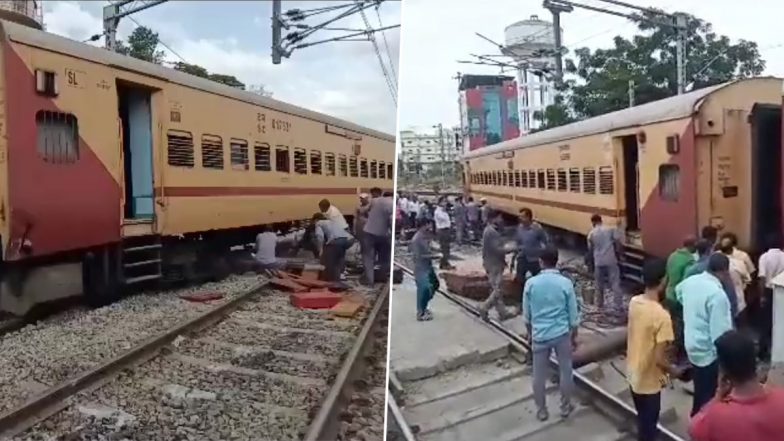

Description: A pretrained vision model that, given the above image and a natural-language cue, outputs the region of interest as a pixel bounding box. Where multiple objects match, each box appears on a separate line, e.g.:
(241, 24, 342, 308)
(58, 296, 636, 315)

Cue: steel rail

(394, 262, 686, 441)
(387, 390, 417, 441)
(0, 280, 270, 439)
(303, 282, 390, 441)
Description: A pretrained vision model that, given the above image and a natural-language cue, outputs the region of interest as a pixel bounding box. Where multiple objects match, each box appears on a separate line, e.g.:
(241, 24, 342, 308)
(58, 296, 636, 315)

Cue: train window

(583, 167, 596, 193)
(36, 111, 79, 164)
(659, 164, 680, 201)
(349, 156, 358, 177)
(165, 129, 193, 168)
(502, 171, 508, 187)
(370, 160, 378, 179)
(254, 143, 271, 171)
(529, 170, 536, 188)
(201, 135, 224, 169)
(360, 158, 369, 178)
(546, 169, 555, 191)
(230, 139, 249, 171)
(513, 170, 520, 187)
(294, 148, 308, 174)
(310, 150, 322, 175)
(275, 145, 290, 172)
(557, 169, 567, 191)
(325, 153, 336, 176)
(599, 166, 614, 194)
(387, 163, 393, 180)
(339, 154, 349, 176)
(520, 170, 528, 188)
(569, 168, 580, 192)
(537, 170, 545, 188)
(379, 161, 386, 179)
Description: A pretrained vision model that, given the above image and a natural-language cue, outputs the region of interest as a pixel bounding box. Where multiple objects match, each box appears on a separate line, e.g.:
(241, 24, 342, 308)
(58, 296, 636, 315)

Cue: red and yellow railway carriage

(463, 77, 783, 280)
(0, 20, 395, 315)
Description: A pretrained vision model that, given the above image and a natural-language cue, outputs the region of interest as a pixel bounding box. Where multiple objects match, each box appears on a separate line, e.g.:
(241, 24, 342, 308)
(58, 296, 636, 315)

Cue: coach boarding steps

(122, 236, 162, 285)
(619, 246, 645, 285)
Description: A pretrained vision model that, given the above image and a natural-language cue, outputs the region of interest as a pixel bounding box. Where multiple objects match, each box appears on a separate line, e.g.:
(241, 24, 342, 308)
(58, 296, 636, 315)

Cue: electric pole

(437, 124, 446, 190)
(628, 79, 635, 107)
(675, 12, 687, 94)
(103, 0, 168, 52)
(543, 0, 572, 88)
(272, 0, 283, 64)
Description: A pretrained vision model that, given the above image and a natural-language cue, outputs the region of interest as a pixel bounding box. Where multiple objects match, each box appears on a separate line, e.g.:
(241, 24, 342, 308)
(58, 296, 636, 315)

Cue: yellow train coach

(0, 19, 395, 315)
(463, 77, 783, 276)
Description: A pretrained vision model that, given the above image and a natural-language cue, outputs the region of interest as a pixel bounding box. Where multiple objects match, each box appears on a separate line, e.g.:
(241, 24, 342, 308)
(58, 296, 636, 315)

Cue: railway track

(1, 276, 389, 441)
(387, 263, 685, 441)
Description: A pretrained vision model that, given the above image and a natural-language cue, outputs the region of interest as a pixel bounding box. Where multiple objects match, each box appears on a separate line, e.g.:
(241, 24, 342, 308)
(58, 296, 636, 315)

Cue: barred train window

(514, 170, 521, 187)
(201, 135, 223, 169)
(276, 145, 290, 173)
(557, 169, 567, 192)
(254, 143, 271, 171)
(166, 130, 193, 168)
(537, 170, 545, 188)
(502, 171, 508, 187)
(325, 153, 336, 176)
(387, 163, 393, 180)
(379, 162, 386, 179)
(339, 154, 348, 176)
(370, 160, 378, 179)
(546, 169, 555, 190)
(360, 158, 369, 178)
(528, 170, 536, 188)
(599, 166, 614, 195)
(349, 156, 358, 177)
(569, 168, 580, 192)
(583, 167, 596, 193)
(294, 148, 308, 174)
(659, 165, 680, 201)
(36, 111, 79, 164)
(230, 139, 249, 171)
(310, 150, 322, 174)
(521, 170, 528, 188)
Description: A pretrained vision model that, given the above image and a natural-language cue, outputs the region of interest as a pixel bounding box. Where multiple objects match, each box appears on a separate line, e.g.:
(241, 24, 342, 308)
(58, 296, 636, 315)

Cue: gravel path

(0, 274, 262, 414)
(14, 281, 386, 441)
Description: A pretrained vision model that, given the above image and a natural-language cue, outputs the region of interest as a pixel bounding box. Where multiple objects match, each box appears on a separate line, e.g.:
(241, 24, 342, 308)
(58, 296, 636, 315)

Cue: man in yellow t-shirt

(627, 258, 681, 441)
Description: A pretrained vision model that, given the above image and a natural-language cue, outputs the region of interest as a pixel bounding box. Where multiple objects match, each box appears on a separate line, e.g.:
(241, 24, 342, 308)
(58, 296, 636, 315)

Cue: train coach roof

(0, 20, 395, 142)
(463, 77, 776, 160)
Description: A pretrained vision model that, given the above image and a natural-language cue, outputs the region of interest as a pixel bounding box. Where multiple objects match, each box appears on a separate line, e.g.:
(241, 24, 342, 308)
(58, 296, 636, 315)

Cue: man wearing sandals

(523, 246, 580, 421)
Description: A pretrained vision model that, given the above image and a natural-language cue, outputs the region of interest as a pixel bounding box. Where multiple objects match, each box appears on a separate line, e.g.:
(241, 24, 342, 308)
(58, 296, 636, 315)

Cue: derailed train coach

(462, 76, 783, 282)
(0, 19, 395, 315)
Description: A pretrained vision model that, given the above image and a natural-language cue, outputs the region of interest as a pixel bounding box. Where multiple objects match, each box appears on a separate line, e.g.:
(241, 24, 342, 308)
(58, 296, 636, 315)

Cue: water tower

(0, 0, 44, 29)
(504, 15, 558, 134)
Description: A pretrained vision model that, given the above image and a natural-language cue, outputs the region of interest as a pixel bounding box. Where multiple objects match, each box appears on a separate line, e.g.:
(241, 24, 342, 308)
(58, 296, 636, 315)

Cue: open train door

(749, 103, 783, 253)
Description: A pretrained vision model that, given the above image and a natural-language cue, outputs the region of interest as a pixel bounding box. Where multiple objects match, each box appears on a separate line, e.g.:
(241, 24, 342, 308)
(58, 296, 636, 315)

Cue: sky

(398, 0, 784, 131)
(42, 1, 400, 133)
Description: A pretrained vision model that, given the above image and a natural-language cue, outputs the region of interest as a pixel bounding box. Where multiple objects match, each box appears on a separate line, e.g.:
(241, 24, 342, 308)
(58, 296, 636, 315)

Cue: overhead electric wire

(126, 14, 188, 63)
(375, 3, 398, 84)
(357, 2, 397, 105)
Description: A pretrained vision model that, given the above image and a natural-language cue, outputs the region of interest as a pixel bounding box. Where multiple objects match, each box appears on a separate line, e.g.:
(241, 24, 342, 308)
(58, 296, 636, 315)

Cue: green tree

(208, 73, 246, 90)
(172, 61, 210, 78)
(117, 26, 165, 64)
(564, 11, 765, 119)
(531, 93, 576, 132)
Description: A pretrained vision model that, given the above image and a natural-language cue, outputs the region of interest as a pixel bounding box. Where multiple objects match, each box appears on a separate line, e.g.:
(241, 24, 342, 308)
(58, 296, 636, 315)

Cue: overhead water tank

(504, 15, 557, 69)
(0, 0, 44, 30)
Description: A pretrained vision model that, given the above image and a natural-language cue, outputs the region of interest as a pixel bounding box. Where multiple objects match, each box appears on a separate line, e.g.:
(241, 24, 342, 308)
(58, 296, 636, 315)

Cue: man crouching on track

(313, 213, 355, 282)
(627, 258, 683, 441)
(523, 246, 580, 421)
(479, 209, 518, 321)
(411, 218, 439, 321)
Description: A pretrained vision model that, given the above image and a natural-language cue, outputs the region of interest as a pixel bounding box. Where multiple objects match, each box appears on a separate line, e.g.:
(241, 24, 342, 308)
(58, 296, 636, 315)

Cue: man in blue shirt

(410, 219, 438, 321)
(683, 239, 738, 319)
(515, 207, 549, 288)
(675, 253, 734, 416)
(523, 246, 581, 421)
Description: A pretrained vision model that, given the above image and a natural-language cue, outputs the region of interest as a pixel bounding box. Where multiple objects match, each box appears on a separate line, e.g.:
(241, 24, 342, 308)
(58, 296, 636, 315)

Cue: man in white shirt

(398, 193, 410, 229)
(319, 199, 349, 231)
(254, 225, 286, 274)
(434, 198, 454, 270)
(756, 232, 784, 360)
(718, 240, 750, 316)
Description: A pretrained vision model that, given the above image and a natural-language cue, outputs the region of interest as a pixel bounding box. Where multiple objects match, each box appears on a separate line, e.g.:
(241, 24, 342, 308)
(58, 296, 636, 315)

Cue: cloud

(41, 1, 399, 133)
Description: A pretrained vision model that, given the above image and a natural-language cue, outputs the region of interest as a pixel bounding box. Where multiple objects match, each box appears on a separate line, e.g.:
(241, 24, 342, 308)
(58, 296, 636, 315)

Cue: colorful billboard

(458, 75, 520, 152)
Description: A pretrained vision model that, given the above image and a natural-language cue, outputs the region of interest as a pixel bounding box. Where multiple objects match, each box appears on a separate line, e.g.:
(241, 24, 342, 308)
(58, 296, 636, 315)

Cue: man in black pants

(627, 258, 682, 441)
(515, 207, 548, 289)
